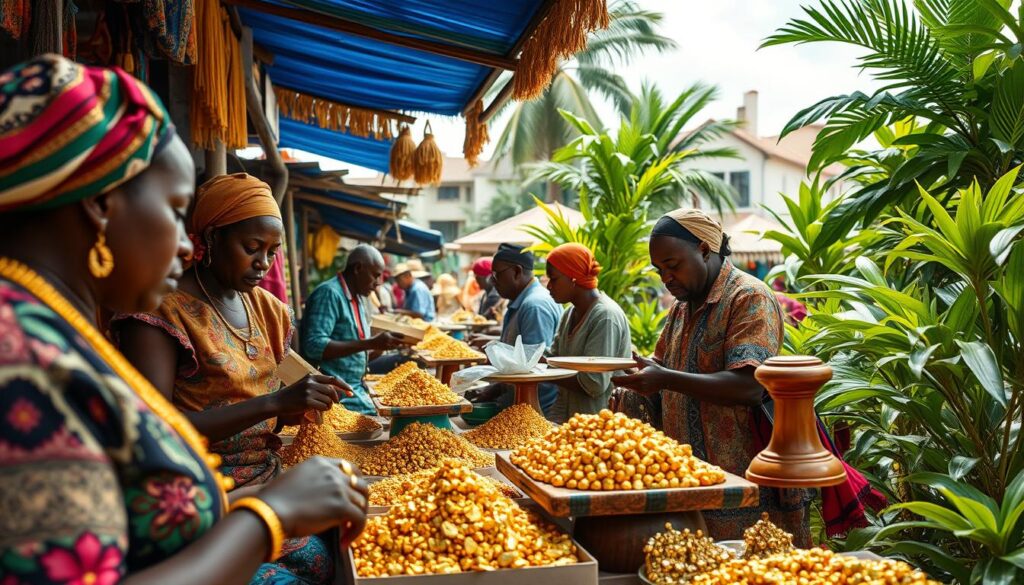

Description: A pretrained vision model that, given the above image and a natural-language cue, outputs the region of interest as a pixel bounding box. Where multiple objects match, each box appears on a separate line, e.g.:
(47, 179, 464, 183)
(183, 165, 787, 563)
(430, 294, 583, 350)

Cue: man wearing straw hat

(393, 258, 435, 322)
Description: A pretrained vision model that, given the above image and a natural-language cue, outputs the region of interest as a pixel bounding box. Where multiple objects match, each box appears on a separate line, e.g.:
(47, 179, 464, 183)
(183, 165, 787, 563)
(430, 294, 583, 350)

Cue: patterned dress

(113, 288, 332, 584)
(654, 262, 813, 545)
(0, 278, 228, 582)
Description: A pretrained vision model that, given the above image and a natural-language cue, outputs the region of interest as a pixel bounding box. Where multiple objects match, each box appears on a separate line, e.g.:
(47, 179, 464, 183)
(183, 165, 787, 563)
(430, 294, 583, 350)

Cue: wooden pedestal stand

(497, 453, 759, 574)
(483, 368, 576, 414)
(746, 355, 847, 487)
(416, 351, 487, 386)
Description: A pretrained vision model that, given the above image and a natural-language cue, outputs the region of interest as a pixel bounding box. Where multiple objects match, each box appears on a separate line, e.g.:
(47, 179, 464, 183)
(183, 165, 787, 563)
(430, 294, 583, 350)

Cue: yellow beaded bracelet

(231, 497, 285, 562)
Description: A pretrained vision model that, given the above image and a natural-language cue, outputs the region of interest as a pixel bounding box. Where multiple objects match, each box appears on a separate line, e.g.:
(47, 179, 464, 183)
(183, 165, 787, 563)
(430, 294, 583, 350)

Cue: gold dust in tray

(451, 309, 489, 324)
(510, 409, 725, 491)
(643, 523, 732, 584)
(374, 361, 420, 393)
(280, 419, 365, 467)
(360, 422, 494, 476)
(279, 404, 380, 436)
(688, 548, 940, 585)
(368, 465, 520, 507)
(429, 338, 484, 360)
(377, 368, 462, 407)
(464, 404, 551, 450)
(353, 460, 578, 576)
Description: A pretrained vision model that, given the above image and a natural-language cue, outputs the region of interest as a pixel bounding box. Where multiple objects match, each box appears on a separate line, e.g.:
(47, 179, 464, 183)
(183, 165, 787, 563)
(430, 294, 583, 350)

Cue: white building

(680, 90, 845, 216)
(346, 156, 516, 244)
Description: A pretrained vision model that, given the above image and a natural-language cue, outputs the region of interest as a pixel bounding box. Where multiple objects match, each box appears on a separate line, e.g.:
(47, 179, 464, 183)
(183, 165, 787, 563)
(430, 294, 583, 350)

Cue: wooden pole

(284, 189, 303, 319)
(240, 25, 289, 204)
(205, 141, 227, 178)
(300, 206, 310, 297)
(225, 0, 517, 71)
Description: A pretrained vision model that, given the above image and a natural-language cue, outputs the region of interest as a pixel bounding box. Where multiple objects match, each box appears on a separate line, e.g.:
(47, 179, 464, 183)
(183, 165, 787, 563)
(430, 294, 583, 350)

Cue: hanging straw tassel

(513, 0, 609, 100)
(389, 125, 416, 182)
(414, 121, 443, 186)
(463, 99, 490, 168)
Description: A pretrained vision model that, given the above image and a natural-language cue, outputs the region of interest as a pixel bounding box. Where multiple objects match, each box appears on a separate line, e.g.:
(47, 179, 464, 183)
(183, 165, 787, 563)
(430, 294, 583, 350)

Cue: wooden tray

(496, 452, 759, 518)
(484, 367, 577, 383)
(546, 356, 636, 373)
(435, 321, 470, 332)
(371, 315, 427, 343)
(417, 350, 487, 366)
(372, 395, 473, 418)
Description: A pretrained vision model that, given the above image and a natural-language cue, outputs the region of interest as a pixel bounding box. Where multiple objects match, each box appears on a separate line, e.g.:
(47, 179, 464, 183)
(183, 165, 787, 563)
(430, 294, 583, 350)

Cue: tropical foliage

(762, 0, 1024, 250)
(521, 84, 738, 352)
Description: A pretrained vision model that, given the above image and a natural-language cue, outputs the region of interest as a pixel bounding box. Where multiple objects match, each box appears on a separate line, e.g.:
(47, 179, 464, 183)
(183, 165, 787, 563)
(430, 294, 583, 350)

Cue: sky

(275, 0, 881, 177)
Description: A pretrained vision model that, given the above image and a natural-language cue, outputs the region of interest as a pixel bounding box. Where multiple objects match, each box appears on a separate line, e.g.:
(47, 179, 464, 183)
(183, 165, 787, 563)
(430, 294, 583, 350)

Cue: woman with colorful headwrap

(544, 243, 631, 423)
(0, 55, 367, 585)
(116, 173, 354, 582)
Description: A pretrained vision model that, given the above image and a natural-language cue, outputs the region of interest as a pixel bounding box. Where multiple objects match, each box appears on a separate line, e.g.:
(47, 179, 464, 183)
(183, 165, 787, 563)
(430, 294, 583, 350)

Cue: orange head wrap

(188, 173, 281, 261)
(546, 243, 600, 289)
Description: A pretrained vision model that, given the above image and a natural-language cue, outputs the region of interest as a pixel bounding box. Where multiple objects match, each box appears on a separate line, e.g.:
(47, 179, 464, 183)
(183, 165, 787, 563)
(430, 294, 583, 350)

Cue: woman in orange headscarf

(544, 243, 632, 422)
(116, 173, 351, 583)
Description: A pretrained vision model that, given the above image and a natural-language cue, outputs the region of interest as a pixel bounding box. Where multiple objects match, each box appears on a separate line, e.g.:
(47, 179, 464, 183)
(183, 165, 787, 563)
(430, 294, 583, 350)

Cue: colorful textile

(0, 278, 223, 580)
(300, 275, 375, 415)
(656, 208, 724, 253)
(0, 54, 171, 212)
(113, 287, 292, 488)
(546, 243, 600, 289)
(259, 253, 289, 305)
(1, 0, 30, 39)
(130, 0, 197, 64)
(191, 173, 280, 237)
(548, 294, 631, 422)
(653, 262, 813, 545)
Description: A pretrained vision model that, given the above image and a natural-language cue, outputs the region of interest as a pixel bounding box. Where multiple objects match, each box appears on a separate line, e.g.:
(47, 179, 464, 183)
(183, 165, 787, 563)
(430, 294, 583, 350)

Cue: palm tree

(492, 0, 676, 202)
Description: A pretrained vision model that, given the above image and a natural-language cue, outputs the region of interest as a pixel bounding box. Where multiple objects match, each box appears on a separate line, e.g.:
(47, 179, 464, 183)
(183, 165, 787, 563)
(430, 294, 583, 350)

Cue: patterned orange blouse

(117, 287, 293, 488)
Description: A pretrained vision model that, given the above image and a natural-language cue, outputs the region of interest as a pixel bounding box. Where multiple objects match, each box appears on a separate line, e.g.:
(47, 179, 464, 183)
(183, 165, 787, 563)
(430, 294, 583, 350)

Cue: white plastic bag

(451, 336, 545, 392)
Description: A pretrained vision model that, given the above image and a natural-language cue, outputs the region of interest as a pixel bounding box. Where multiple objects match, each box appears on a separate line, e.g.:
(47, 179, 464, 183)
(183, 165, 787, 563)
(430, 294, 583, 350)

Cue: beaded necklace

(0, 257, 232, 509)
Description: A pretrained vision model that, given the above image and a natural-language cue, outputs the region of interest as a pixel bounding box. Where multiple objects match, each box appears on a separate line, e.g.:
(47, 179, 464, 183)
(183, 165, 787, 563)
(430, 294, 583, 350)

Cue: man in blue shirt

(394, 260, 436, 321)
(300, 245, 407, 414)
(469, 243, 562, 415)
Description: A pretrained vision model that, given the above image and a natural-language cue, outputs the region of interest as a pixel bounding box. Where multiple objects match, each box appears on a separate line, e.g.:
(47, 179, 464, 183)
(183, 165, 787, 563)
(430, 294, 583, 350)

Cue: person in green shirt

(545, 243, 631, 423)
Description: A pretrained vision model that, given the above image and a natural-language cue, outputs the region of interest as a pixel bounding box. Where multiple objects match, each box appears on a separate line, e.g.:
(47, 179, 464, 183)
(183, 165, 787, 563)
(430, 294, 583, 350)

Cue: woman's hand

(610, 354, 668, 396)
(256, 457, 369, 544)
(271, 375, 351, 417)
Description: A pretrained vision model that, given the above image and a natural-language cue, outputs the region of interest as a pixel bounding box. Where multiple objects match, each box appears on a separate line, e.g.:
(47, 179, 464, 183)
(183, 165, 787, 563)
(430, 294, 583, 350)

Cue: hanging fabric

(463, 99, 489, 168)
(311, 224, 341, 270)
(190, 0, 246, 150)
(123, 0, 198, 65)
(62, 0, 77, 59)
(0, 0, 30, 40)
(274, 87, 402, 140)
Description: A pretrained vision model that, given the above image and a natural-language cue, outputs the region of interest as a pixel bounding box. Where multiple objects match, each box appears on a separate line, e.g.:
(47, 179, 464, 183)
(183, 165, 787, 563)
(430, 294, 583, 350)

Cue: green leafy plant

(762, 0, 1024, 248)
(627, 299, 668, 355)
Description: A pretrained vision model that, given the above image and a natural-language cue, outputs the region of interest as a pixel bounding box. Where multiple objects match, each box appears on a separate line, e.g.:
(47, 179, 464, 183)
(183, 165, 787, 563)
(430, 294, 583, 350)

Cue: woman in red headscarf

(544, 243, 632, 423)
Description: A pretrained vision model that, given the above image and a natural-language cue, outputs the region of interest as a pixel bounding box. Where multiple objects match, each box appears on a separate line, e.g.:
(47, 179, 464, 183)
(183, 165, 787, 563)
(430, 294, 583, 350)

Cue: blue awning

(239, 0, 550, 167)
(314, 203, 444, 257)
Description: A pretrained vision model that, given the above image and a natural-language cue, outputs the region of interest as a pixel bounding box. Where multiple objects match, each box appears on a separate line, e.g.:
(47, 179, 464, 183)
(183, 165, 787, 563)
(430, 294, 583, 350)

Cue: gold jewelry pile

(464, 404, 552, 449)
(353, 459, 578, 576)
(279, 404, 380, 436)
(375, 365, 461, 407)
(687, 548, 940, 584)
(368, 465, 520, 507)
(360, 422, 494, 476)
(643, 524, 733, 584)
(279, 419, 366, 467)
(510, 410, 725, 490)
(743, 513, 794, 559)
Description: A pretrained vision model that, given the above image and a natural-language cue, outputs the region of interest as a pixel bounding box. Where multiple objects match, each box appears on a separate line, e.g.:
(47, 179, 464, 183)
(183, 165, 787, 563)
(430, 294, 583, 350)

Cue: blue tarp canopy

(315, 204, 445, 257)
(239, 0, 548, 171)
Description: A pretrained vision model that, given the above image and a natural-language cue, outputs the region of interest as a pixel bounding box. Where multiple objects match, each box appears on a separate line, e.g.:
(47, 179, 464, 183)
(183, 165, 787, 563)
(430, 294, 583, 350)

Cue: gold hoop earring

(88, 231, 115, 279)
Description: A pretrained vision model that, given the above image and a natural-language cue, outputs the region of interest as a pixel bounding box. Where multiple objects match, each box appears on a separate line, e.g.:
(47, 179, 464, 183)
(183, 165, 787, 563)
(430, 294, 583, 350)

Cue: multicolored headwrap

(0, 54, 173, 212)
(546, 243, 601, 289)
(189, 173, 281, 262)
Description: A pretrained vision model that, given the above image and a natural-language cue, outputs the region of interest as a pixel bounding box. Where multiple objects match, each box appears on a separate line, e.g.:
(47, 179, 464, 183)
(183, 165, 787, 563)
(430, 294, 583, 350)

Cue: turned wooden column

(746, 355, 846, 488)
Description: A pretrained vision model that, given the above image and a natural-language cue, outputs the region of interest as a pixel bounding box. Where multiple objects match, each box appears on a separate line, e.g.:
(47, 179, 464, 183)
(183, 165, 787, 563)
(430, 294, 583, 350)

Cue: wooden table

(416, 351, 487, 386)
(496, 453, 759, 573)
(483, 368, 577, 414)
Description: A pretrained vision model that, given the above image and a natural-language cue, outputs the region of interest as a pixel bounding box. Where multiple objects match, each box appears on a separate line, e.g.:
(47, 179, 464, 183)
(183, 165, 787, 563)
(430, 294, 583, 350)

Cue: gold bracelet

(231, 497, 285, 562)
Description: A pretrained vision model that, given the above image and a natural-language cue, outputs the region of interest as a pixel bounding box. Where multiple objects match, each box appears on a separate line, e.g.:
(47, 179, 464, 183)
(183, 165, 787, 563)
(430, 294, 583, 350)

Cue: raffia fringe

(414, 124, 443, 185)
(389, 126, 416, 182)
(513, 0, 609, 100)
(463, 99, 489, 168)
(191, 0, 247, 151)
(275, 87, 402, 141)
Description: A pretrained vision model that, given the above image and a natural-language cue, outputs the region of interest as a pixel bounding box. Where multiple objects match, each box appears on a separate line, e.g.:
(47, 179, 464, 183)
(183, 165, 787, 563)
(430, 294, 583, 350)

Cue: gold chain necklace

(194, 268, 260, 360)
(0, 257, 232, 507)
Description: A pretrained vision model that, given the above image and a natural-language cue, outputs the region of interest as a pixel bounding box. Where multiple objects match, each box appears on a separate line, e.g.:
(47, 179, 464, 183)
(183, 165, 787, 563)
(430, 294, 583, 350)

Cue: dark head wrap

(493, 243, 535, 271)
(0, 54, 173, 212)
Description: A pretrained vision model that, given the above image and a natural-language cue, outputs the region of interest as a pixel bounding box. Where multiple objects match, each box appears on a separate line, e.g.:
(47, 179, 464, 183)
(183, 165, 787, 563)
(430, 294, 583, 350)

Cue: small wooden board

(370, 315, 427, 343)
(372, 395, 473, 418)
(416, 350, 487, 366)
(547, 356, 636, 373)
(484, 368, 577, 383)
(496, 452, 759, 518)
